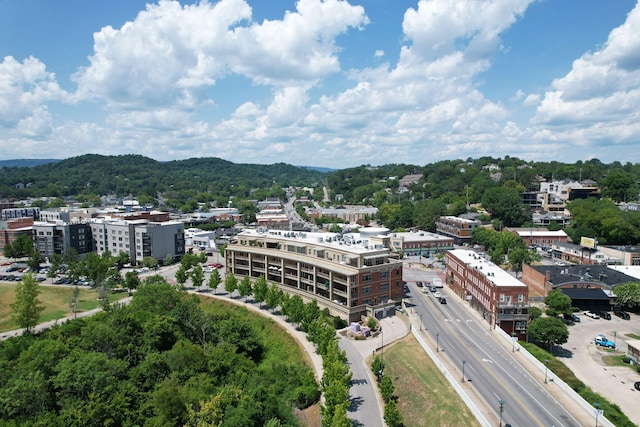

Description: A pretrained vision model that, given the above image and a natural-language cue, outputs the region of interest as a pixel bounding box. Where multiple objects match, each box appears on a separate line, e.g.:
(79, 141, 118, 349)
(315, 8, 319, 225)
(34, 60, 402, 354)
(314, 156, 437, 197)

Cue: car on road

(416, 281, 423, 288)
(438, 296, 447, 304)
(584, 311, 600, 319)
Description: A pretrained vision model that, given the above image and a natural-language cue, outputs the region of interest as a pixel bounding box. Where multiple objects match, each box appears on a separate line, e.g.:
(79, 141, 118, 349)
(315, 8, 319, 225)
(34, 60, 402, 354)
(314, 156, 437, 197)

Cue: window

(518, 293, 524, 302)
(380, 271, 389, 279)
(363, 286, 371, 295)
(362, 299, 370, 305)
(499, 294, 505, 302)
(380, 283, 389, 291)
(362, 274, 372, 282)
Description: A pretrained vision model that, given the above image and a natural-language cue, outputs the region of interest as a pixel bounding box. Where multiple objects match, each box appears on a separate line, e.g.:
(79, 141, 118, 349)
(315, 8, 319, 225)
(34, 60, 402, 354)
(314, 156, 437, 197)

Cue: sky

(1, 0, 639, 169)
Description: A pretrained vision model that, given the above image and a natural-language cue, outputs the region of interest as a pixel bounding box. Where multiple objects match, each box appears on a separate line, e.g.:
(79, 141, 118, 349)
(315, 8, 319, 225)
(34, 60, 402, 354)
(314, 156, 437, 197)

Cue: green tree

(384, 399, 403, 427)
(507, 247, 541, 276)
(175, 265, 188, 287)
(544, 289, 573, 317)
(601, 169, 638, 202)
(124, 270, 141, 296)
(224, 274, 238, 296)
(253, 275, 268, 308)
(238, 275, 253, 302)
(527, 316, 569, 354)
(529, 306, 543, 320)
(613, 282, 640, 308)
(481, 187, 529, 227)
(11, 273, 44, 333)
(191, 265, 204, 289)
(70, 285, 80, 319)
(265, 283, 282, 312)
(208, 269, 221, 294)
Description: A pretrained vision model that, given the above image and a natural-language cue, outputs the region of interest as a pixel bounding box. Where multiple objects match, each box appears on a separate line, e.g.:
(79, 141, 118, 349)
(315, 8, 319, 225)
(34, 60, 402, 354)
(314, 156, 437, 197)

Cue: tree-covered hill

(0, 154, 325, 200)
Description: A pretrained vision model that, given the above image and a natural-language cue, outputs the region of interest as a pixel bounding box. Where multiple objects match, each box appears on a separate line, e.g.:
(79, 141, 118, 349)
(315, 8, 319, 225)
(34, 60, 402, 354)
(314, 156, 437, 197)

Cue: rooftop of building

(236, 228, 393, 255)
(438, 215, 480, 224)
(508, 228, 568, 237)
(449, 249, 527, 288)
(530, 264, 636, 286)
(390, 230, 452, 242)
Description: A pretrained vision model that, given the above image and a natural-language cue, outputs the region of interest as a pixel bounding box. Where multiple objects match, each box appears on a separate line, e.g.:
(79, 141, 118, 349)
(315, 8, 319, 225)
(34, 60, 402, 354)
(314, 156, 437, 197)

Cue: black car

(596, 311, 611, 320)
(615, 310, 631, 320)
(416, 281, 423, 288)
(438, 296, 447, 304)
(564, 313, 580, 323)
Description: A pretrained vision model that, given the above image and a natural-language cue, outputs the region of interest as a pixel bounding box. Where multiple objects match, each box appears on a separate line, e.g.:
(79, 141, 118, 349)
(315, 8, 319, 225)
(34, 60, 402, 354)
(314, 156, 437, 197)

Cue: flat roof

(238, 228, 392, 255)
(391, 230, 453, 242)
(449, 249, 526, 288)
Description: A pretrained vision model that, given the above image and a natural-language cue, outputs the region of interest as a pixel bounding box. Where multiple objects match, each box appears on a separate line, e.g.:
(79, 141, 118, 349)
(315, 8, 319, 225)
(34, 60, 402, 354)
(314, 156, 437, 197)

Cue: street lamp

(420, 313, 423, 331)
(511, 332, 516, 352)
(436, 332, 439, 352)
(544, 359, 550, 384)
(381, 329, 384, 365)
(595, 402, 601, 427)
(462, 359, 466, 382)
(498, 399, 504, 427)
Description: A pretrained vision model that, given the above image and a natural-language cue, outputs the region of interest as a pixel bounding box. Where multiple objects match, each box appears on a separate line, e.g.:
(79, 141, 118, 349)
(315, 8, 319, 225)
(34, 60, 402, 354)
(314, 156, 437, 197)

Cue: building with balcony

(33, 221, 93, 258)
(445, 249, 529, 339)
(225, 227, 404, 322)
(435, 216, 481, 245)
(90, 218, 185, 265)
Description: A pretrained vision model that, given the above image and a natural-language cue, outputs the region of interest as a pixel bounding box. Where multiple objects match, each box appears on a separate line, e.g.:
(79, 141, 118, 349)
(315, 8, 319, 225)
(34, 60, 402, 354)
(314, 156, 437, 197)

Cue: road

(404, 265, 582, 427)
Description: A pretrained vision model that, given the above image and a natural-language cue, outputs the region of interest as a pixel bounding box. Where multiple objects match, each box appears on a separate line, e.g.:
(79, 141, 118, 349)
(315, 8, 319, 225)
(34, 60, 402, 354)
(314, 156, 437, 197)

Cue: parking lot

(558, 310, 640, 424)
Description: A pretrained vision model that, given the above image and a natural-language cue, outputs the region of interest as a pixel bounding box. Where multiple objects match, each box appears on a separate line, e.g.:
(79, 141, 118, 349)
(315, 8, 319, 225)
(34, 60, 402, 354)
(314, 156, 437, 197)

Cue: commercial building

(225, 227, 403, 322)
(506, 228, 570, 248)
(435, 216, 481, 245)
(521, 263, 636, 309)
(0, 217, 34, 255)
(445, 249, 529, 339)
(388, 230, 454, 257)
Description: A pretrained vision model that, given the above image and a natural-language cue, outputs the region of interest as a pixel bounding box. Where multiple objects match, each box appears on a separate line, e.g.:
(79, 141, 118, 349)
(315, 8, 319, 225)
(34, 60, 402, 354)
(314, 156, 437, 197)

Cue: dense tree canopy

(0, 278, 319, 426)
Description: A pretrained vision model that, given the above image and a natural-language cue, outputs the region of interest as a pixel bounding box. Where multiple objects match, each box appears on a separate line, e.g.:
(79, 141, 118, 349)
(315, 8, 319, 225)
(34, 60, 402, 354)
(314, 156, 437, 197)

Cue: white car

(584, 310, 600, 319)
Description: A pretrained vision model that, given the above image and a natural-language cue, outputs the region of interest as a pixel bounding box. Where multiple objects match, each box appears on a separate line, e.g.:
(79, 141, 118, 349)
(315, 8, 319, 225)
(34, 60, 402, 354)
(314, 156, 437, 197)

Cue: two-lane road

(408, 279, 581, 427)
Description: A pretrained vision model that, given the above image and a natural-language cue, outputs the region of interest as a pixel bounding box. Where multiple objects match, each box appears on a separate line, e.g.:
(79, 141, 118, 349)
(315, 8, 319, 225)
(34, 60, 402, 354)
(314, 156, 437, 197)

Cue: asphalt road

(404, 266, 582, 427)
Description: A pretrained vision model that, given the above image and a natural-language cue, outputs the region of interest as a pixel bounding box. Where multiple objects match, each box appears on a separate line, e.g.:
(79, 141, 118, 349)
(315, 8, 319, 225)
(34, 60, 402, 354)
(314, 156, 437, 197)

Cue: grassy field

(382, 335, 481, 427)
(0, 282, 127, 332)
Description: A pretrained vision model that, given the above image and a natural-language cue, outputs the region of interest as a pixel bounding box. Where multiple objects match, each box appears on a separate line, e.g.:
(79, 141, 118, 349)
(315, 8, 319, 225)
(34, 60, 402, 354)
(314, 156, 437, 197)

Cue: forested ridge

(0, 278, 319, 426)
(0, 154, 324, 200)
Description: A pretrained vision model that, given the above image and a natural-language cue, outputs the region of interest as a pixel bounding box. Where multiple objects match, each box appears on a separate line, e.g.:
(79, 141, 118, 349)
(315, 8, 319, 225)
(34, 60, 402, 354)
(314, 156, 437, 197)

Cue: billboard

(580, 236, 597, 250)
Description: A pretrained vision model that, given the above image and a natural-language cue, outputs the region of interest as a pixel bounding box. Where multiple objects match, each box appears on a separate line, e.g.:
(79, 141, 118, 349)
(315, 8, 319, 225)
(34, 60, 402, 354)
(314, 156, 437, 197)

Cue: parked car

(614, 310, 631, 320)
(594, 335, 616, 349)
(564, 313, 580, 323)
(596, 311, 611, 320)
(584, 311, 600, 319)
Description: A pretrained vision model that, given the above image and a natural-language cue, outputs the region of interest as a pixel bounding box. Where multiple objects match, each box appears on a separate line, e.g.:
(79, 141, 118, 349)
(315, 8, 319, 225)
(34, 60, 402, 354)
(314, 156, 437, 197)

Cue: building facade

(445, 249, 529, 338)
(33, 222, 93, 258)
(225, 228, 404, 322)
(388, 230, 454, 257)
(506, 228, 569, 248)
(435, 216, 481, 245)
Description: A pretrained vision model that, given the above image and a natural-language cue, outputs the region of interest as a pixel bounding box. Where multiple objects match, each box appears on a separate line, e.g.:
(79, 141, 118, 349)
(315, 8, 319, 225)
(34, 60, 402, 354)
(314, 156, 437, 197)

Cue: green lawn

(0, 282, 127, 332)
(380, 335, 481, 427)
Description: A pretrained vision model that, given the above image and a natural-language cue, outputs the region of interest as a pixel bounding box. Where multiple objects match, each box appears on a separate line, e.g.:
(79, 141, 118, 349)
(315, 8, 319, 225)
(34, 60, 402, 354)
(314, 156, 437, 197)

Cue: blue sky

(0, 0, 639, 168)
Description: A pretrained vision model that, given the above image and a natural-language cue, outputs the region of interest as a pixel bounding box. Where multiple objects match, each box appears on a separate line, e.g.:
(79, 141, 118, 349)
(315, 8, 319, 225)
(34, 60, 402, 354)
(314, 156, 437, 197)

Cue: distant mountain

(0, 159, 60, 168)
(298, 166, 337, 173)
(0, 154, 326, 199)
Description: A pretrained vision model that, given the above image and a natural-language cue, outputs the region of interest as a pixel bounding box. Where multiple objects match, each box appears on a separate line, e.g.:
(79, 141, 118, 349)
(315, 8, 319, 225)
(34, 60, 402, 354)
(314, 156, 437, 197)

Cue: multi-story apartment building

(435, 216, 481, 245)
(33, 221, 93, 258)
(0, 207, 40, 221)
(388, 230, 454, 257)
(445, 249, 529, 338)
(91, 218, 185, 265)
(225, 227, 404, 322)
